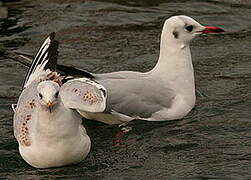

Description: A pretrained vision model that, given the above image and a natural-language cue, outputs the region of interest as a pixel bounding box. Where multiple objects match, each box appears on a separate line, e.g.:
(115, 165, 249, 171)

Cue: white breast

(18, 103, 91, 168)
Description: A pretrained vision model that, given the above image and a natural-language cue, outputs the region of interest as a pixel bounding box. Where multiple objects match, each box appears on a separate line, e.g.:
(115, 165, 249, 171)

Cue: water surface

(0, 0, 250, 179)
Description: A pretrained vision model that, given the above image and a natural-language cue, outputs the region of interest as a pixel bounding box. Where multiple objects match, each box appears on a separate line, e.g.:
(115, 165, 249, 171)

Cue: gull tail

(56, 64, 95, 78)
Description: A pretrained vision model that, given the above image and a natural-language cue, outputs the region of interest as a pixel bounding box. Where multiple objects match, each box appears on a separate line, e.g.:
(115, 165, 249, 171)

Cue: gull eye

(185, 25, 194, 32)
(38, 93, 43, 99)
(55, 91, 59, 98)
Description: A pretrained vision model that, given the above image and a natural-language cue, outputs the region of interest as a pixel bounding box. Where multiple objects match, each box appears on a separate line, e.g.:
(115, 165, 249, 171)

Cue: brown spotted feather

(14, 82, 38, 146)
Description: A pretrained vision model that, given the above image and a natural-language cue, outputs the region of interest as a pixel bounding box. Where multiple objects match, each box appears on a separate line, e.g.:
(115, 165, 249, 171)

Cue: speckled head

(37, 81, 60, 111)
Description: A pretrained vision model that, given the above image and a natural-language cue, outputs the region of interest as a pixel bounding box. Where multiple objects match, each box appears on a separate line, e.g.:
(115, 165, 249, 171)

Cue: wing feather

(60, 78, 106, 112)
(23, 33, 58, 88)
(14, 33, 59, 146)
(14, 82, 38, 146)
(99, 77, 175, 119)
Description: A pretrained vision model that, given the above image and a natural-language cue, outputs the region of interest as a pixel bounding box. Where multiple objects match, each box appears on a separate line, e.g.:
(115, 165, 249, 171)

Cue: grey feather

(98, 76, 175, 119)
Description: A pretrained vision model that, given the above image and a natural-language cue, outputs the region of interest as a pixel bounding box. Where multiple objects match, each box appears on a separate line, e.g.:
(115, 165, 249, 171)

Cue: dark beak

(202, 26, 224, 33)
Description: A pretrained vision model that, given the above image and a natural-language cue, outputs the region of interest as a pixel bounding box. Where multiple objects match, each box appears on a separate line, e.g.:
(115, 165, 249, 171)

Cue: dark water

(0, 0, 251, 179)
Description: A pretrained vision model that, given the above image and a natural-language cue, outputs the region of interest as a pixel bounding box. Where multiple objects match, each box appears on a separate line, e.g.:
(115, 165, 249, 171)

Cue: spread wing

(23, 32, 59, 88)
(14, 33, 58, 146)
(60, 78, 107, 113)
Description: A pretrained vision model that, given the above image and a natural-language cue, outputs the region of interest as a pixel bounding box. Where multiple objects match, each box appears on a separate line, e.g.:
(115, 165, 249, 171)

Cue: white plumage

(77, 15, 224, 124)
(13, 34, 106, 168)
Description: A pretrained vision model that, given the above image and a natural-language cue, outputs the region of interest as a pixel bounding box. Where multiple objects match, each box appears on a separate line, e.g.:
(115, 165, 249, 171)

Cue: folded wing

(14, 82, 38, 146)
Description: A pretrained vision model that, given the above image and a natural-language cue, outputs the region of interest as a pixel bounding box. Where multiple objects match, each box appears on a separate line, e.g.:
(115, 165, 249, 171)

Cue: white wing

(14, 82, 38, 146)
(14, 33, 57, 146)
(60, 78, 107, 113)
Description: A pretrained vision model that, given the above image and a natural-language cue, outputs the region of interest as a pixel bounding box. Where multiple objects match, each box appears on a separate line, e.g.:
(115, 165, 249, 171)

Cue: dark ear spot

(173, 31, 178, 39)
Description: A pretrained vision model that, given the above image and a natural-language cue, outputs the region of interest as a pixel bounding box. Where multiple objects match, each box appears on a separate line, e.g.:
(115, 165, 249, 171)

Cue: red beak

(202, 26, 224, 33)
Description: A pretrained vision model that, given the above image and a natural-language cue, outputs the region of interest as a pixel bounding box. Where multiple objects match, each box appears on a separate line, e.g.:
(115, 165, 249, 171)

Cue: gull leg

(114, 126, 132, 145)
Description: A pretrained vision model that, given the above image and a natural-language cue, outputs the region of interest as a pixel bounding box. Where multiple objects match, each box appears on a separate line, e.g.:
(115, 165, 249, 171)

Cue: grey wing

(98, 77, 175, 119)
(60, 78, 107, 113)
(14, 82, 38, 146)
(95, 71, 147, 80)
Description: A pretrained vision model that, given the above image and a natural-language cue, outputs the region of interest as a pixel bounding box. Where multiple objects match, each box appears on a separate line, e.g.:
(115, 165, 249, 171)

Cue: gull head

(161, 15, 224, 46)
(37, 81, 60, 112)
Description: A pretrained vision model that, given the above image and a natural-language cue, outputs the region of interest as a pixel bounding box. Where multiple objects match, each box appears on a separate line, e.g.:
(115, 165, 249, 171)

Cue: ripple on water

(0, 0, 250, 179)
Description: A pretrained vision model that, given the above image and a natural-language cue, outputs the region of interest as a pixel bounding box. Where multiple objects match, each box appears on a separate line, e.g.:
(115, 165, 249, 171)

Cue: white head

(37, 81, 60, 112)
(160, 15, 224, 49)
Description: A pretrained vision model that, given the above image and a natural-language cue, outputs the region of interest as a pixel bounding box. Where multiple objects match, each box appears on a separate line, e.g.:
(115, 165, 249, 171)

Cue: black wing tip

(22, 32, 59, 88)
(45, 37, 59, 71)
(57, 64, 95, 79)
(49, 32, 56, 41)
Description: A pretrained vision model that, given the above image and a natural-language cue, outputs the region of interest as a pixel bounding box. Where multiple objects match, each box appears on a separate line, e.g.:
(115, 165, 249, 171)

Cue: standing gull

(13, 33, 107, 168)
(75, 15, 224, 124)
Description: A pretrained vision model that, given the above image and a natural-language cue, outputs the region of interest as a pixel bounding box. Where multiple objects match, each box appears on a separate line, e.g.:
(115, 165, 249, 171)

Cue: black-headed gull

(13, 33, 107, 168)
(75, 15, 224, 124)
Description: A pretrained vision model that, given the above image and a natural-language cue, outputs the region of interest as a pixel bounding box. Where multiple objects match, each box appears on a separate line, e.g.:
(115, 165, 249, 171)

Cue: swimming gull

(75, 15, 224, 124)
(13, 33, 107, 168)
